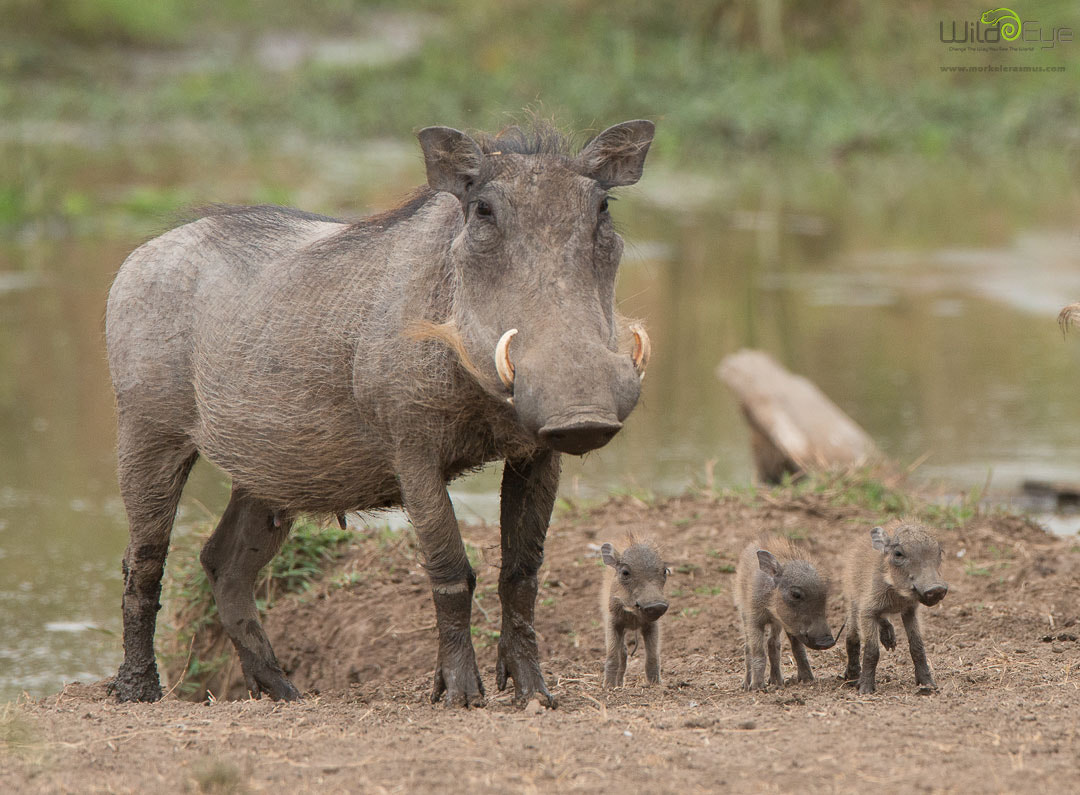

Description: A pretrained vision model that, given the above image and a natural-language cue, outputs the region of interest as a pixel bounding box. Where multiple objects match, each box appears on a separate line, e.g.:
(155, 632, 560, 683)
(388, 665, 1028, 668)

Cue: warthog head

(757, 550, 838, 650)
(871, 524, 948, 607)
(417, 120, 654, 455)
(601, 539, 669, 622)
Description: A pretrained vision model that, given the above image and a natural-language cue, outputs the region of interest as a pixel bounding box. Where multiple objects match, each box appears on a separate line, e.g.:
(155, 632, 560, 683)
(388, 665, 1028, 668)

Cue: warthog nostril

(636, 601, 668, 622)
(538, 418, 622, 456)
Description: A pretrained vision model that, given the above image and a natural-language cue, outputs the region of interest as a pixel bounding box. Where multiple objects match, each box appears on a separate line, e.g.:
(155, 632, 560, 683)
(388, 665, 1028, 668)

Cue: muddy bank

(4, 478, 1079, 793)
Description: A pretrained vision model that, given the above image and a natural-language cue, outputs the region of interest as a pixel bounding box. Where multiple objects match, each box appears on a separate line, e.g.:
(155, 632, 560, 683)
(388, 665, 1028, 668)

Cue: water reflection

(2, 151, 1080, 702)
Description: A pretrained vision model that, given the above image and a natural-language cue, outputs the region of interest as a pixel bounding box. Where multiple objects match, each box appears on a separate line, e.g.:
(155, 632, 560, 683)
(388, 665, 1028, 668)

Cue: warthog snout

(916, 583, 948, 606)
(803, 632, 837, 651)
(636, 599, 669, 622)
(538, 415, 622, 455)
(502, 330, 643, 455)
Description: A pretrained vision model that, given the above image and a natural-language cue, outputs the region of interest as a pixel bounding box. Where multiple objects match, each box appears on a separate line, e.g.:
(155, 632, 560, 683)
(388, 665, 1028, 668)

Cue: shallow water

(2, 144, 1079, 702)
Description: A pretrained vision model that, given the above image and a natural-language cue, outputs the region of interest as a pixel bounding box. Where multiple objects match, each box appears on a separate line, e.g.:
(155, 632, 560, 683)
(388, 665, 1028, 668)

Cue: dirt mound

(241, 484, 1078, 702)
(5, 478, 1079, 793)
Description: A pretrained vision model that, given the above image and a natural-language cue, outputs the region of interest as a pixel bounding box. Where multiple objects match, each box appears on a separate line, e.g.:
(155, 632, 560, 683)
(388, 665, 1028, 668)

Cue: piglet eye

(791, 589, 803, 601)
(620, 568, 631, 580)
(599, 197, 610, 214)
(474, 200, 493, 219)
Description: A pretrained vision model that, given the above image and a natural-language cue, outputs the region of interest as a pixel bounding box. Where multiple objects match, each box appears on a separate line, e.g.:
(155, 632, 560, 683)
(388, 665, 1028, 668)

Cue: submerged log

(717, 349, 884, 484)
(1060, 303, 1080, 334)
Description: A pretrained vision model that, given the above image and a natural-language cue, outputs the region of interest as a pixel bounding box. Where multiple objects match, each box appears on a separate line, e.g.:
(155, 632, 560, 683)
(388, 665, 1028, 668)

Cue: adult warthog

(105, 119, 654, 708)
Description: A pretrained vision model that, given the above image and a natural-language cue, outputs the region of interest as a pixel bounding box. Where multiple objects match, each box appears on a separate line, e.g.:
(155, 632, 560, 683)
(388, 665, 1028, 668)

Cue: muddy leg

(199, 488, 298, 701)
(110, 431, 197, 703)
(641, 621, 661, 685)
(767, 623, 783, 687)
(843, 603, 861, 683)
(787, 632, 814, 683)
(901, 607, 937, 689)
(495, 451, 560, 707)
(399, 458, 483, 708)
(857, 612, 880, 694)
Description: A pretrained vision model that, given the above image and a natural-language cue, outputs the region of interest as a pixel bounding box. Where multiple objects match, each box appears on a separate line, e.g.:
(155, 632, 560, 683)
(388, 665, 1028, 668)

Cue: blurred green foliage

(2, 0, 1077, 157)
(0, 0, 1077, 238)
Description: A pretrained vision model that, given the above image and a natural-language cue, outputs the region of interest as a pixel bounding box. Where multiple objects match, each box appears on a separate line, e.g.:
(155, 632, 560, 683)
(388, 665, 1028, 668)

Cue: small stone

(524, 698, 543, 715)
(1052, 643, 1065, 654)
(623, 730, 633, 738)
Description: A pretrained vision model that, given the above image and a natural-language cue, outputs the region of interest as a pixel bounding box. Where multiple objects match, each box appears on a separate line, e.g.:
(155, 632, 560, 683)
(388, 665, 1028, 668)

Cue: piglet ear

(417, 126, 482, 200)
(600, 542, 620, 568)
(576, 120, 655, 187)
(870, 526, 889, 551)
(756, 549, 783, 584)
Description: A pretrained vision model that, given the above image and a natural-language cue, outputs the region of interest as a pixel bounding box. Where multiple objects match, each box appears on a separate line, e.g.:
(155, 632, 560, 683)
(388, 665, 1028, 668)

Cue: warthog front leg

(902, 606, 937, 689)
(495, 451, 560, 707)
(857, 610, 881, 694)
(787, 632, 814, 683)
(200, 487, 299, 701)
(603, 617, 628, 688)
(109, 430, 198, 703)
(843, 601, 861, 683)
(400, 459, 484, 708)
(745, 620, 769, 691)
(641, 620, 661, 685)
(767, 622, 784, 687)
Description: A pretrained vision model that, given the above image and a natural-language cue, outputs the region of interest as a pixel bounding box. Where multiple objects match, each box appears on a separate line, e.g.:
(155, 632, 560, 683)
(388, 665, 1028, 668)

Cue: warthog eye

(893, 549, 905, 561)
(620, 567, 631, 580)
(473, 199, 493, 219)
(790, 588, 803, 601)
(599, 197, 610, 214)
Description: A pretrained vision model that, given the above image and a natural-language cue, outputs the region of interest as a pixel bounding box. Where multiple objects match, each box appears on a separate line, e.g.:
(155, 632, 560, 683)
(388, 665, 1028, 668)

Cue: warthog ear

(600, 542, 620, 567)
(870, 526, 889, 551)
(756, 549, 783, 584)
(417, 126, 483, 201)
(577, 120, 655, 187)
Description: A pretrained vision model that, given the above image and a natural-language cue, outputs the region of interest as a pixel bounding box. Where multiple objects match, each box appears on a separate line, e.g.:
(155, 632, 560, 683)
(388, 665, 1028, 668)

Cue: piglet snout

(637, 600, 669, 622)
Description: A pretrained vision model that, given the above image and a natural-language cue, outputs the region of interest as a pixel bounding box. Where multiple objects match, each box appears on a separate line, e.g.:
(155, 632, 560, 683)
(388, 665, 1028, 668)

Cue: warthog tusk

(495, 328, 518, 390)
(630, 323, 650, 380)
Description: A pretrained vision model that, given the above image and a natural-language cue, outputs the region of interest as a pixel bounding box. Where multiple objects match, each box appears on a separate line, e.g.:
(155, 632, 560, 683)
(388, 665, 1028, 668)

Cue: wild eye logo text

(940, 7, 1073, 49)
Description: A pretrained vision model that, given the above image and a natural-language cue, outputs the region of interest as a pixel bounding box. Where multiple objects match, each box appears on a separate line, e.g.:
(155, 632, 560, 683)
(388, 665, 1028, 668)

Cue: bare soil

(4, 482, 1080, 794)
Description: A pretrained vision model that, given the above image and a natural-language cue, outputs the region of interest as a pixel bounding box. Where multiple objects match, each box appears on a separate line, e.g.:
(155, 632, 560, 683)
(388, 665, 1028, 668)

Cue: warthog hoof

(109, 663, 163, 703)
(496, 642, 555, 708)
(430, 649, 485, 708)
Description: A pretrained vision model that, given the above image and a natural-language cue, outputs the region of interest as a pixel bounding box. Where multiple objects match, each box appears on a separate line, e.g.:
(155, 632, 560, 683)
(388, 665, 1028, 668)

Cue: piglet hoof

(857, 681, 876, 695)
(495, 645, 555, 709)
(796, 672, 815, 684)
(430, 660, 485, 708)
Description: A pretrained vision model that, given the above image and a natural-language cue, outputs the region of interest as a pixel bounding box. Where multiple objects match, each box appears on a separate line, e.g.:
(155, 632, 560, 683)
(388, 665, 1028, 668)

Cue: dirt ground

(4, 480, 1080, 794)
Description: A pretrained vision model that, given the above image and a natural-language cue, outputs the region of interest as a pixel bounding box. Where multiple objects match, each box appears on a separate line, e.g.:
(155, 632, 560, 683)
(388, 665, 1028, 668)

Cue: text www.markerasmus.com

(940, 64, 1066, 72)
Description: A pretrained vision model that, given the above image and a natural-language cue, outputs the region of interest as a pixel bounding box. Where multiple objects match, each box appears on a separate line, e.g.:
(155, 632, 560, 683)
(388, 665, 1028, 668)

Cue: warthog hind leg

(200, 487, 299, 701)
